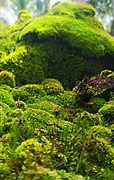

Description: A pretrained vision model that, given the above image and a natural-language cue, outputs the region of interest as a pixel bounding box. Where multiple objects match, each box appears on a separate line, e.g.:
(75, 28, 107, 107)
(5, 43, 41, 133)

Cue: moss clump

(0, 70, 15, 87)
(42, 78, 64, 95)
(15, 100, 27, 110)
(0, 88, 15, 108)
(22, 108, 57, 128)
(12, 84, 45, 102)
(99, 101, 114, 124)
(0, 3, 114, 88)
(83, 126, 113, 168)
(18, 10, 32, 21)
(28, 100, 60, 115)
(75, 111, 102, 130)
(0, 101, 11, 114)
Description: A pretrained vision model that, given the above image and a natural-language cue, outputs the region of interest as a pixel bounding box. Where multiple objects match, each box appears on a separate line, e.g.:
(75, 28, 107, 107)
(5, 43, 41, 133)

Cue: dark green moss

(87, 97, 106, 113)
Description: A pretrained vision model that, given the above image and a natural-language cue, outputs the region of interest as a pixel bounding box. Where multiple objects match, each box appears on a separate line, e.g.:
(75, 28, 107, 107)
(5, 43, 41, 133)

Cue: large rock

(0, 2, 114, 88)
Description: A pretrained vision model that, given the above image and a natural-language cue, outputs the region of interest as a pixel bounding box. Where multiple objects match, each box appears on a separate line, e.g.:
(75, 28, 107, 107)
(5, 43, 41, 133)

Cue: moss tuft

(0, 70, 15, 87)
(42, 78, 64, 95)
(99, 101, 114, 124)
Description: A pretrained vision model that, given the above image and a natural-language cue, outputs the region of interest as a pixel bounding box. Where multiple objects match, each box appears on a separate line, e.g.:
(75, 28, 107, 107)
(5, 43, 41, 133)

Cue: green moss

(42, 78, 63, 86)
(0, 88, 15, 108)
(20, 15, 113, 57)
(99, 101, 114, 124)
(49, 2, 103, 30)
(56, 91, 76, 108)
(87, 97, 106, 113)
(8, 108, 24, 118)
(0, 101, 12, 114)
(1, 3, 114, 88)
(42, 78, 64, 95)
(83, 125, 113, 166)
(12, 84, 45, 102)
(22, 108, 57, 129)
(0, 70, 15, 87)
(75, 111, 102, 130)
(18, 10, 32, 21)
(15, 100, 27, 110)
(28, 100, 60, 115)
(1, 45, 47, 86)
(49, 2, 96, 18)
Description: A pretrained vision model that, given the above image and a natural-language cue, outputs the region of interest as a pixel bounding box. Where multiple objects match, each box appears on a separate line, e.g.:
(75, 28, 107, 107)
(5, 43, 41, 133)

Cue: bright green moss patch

(22, 108, 57, 129)
(0, 101, 12, 114)
(0, 88, 15, 108)
(28, 100, 60, 115)
(20, 15, 113, 57)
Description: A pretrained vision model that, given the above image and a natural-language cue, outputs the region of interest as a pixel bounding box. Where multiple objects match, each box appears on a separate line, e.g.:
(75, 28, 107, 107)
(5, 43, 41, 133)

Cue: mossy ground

(0, 2, 114, 179)
(0, 69, 114, 179)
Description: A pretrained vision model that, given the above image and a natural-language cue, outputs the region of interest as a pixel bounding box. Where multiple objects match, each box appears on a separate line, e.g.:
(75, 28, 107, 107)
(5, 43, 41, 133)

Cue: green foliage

(0, 70, 15, 87)
(18, 9, 32, 22)
(0, 101, 12, 114)
(56, 91, 76, 108)
(75, 111, 102, 130)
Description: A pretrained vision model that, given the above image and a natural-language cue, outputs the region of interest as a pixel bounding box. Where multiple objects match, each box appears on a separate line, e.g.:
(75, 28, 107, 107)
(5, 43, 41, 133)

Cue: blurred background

(0, 0, 114, 35)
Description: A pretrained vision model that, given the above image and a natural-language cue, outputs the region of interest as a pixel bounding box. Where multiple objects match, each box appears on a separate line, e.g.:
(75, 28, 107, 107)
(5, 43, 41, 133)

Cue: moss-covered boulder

(0, 2, 114, 88)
